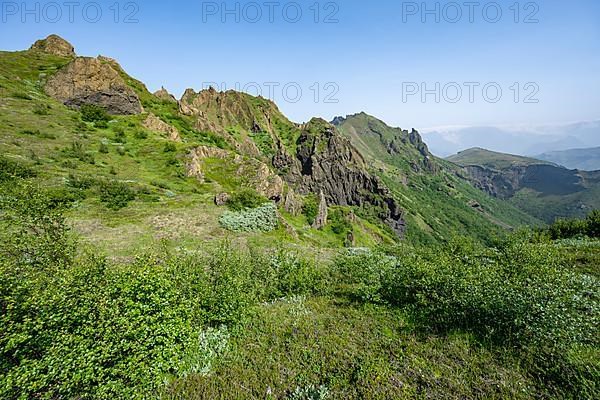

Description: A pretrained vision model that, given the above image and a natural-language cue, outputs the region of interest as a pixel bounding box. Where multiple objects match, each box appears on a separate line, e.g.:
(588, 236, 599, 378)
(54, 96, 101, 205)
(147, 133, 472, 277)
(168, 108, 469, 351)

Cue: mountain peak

(30, 34, 75, 57)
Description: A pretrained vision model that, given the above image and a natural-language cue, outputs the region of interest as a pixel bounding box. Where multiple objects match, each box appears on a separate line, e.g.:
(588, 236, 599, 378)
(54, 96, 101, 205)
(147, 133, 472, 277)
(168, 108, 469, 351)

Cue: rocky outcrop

(276, 118, 406, 237)
(283, 189, 303, 216)
(30, 34, 75, 57)
(44, 57, 143, 115)
(186, 146, 284, 200)
(154, 86, 177, 103)
(313, 191, 328, 229)
(178, 87, 293, 157)
(143, 113, 180, 141)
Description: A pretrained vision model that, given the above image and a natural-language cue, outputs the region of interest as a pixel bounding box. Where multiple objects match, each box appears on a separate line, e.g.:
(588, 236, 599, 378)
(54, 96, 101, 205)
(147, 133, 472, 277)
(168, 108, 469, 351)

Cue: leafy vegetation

(0, 42, 598, 399)
(80, 104, 110, 123)
(219, 203, 278, 232)
(226, 189, 267, 211)
(544, 210, 600, 239)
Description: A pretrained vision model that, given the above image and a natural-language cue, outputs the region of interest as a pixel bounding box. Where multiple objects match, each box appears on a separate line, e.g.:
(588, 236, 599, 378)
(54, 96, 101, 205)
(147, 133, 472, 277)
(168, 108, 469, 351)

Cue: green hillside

(447, 147, 555, 169)
(334, 114, 541, 244)
(1, 36, 598, 400)
(447, 148, 600, 222)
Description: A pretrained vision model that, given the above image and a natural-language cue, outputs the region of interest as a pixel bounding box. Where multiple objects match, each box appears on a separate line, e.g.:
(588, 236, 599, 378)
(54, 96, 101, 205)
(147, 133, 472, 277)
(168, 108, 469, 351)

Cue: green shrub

(0, 156, 36, 182)
(114, 128, 127, 143)
(134, 129, 148, 139)
(227, 189, 267, 211)
(64, 141, 95, 164)
(545, 211, 600, 239)
(94, 120, 108, 129)
(164, 142, 177, 153)
(67, 174, 97, 190)
(98, 142, 109, 153)
(32, 103, 50, 115)
(586, 210, 600, 238)
(98, 180, 136, 210)
(80, 104, 110, 123)
(0, 183, 75, 269)
(219, 203, 278, 232)
(302, 194, 319, 225)
(330, 209, 352, 235)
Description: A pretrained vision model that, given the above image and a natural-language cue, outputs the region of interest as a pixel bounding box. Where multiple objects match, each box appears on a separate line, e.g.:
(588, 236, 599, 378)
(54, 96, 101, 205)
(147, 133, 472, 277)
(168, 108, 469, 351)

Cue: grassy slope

(335, 114, 541, 244)
(2, 46, 598, 400)
(447, 147, 600, 222)
(447, 147, 555, 169)
(0, 50, 387, 258)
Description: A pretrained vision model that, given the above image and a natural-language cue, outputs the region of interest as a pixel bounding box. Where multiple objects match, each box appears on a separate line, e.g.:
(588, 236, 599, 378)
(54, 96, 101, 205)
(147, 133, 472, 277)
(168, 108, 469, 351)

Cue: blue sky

(1, 0, 599, 131)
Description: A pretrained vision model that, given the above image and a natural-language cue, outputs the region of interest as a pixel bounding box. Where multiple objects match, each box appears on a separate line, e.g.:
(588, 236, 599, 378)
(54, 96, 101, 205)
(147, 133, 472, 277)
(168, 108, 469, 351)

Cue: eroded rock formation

(30, 34, 75, 57)
(44, 57, 143, 115)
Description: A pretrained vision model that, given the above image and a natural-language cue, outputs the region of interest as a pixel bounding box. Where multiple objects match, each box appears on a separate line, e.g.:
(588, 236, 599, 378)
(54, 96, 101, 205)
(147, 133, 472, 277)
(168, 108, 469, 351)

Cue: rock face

(143, 113, 180, 141)
(154, 87, 177, 103)
(276, 118, 406, 237)
(30, 34, 75, 57)
(178, 87, 291, 157)
(44, 57, 143, 115)
(313, 191, 328, 229)
(186, 146, 284, 201)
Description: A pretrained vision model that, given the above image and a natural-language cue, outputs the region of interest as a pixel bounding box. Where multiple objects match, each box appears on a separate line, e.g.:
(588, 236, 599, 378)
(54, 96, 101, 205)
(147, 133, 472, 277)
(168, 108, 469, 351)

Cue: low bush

(545, 211, 600, 239)
(80, 104, 110, 123)
(98, 180, 136, 210)
(0, 156, 36, 182)
(302, 194, 319, 225)
(219, 203, 278, 232)
(226, 189, 267, 211)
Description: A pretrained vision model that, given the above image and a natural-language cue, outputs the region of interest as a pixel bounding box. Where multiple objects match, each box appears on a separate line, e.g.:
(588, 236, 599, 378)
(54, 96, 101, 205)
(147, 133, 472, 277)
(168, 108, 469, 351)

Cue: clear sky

(1, 0, 599, 131)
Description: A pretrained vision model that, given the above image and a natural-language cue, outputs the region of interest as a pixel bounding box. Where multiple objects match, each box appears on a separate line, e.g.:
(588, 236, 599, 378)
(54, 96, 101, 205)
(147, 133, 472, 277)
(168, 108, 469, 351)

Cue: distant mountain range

(423, 121, 600, 158)
(535, 147, 600, 171)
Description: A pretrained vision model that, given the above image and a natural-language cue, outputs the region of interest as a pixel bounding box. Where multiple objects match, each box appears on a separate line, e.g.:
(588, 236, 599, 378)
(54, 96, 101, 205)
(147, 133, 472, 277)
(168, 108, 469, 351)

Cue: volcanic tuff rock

(178, 87, 288, 157)
(30, 34, 75, 57)
(186, 146, 284, 200)
(313, 191, 328, 230)
(276, 118, 406, 236)
(462, 164, 586, 199)
(44, 57, 143, 115)
(143, 113, 180, 141)
(154, 86, 177, 103)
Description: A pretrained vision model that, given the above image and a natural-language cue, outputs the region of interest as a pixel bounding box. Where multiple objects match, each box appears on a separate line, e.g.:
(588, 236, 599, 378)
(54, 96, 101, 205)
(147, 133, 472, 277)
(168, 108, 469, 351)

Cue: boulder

(215, 193, 230, 206)
(44, 57, 143, 115)
(30, 34, 75, 57)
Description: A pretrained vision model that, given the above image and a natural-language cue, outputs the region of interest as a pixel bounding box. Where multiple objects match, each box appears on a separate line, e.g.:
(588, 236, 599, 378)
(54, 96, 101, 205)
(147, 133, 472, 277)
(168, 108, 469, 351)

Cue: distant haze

(422, 121, 600, 158)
